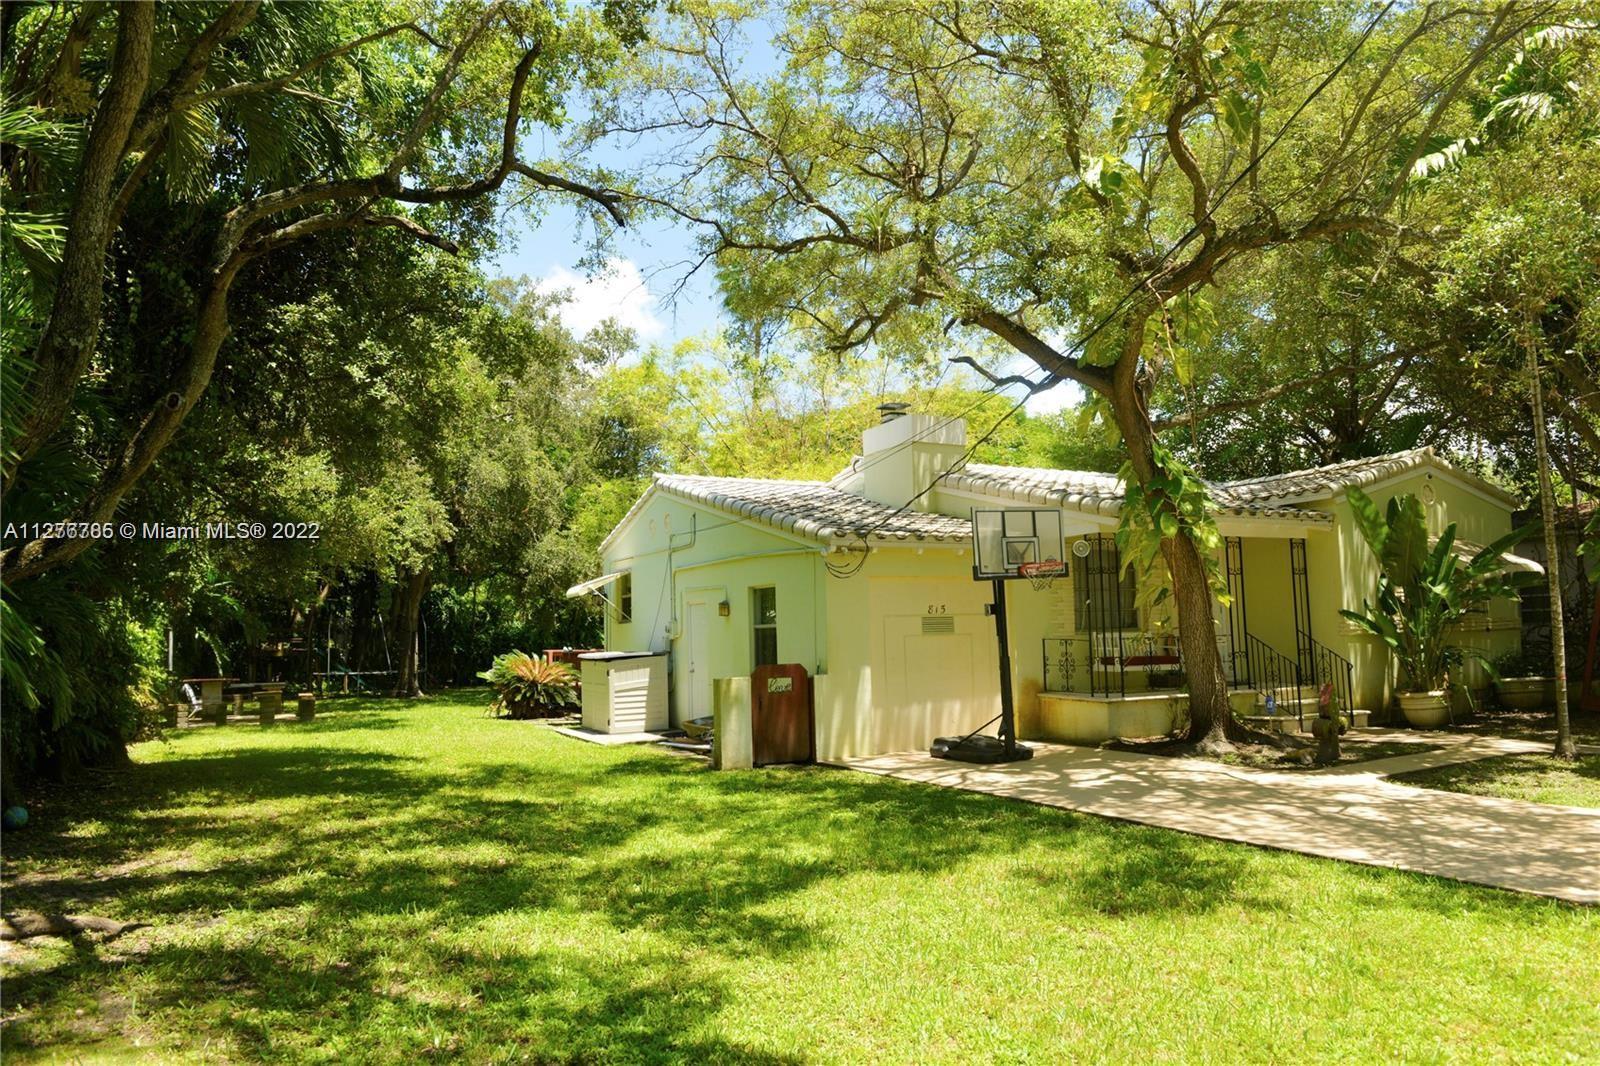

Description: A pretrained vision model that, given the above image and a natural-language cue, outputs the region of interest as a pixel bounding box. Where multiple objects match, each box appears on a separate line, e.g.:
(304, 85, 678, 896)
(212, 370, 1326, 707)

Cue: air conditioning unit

(578, 652, 668, 734)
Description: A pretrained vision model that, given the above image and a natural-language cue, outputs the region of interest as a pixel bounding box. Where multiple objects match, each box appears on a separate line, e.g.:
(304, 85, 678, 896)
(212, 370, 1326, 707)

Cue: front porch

(1023, 533, 1362, 744)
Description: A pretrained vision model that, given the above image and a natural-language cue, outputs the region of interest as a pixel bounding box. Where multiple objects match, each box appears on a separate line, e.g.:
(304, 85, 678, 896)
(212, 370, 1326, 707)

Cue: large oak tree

(621, 0, 1568, 746)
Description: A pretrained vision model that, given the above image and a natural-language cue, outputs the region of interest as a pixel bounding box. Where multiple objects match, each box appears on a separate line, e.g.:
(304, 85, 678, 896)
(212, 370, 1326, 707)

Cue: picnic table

(181, 677, 236, 722)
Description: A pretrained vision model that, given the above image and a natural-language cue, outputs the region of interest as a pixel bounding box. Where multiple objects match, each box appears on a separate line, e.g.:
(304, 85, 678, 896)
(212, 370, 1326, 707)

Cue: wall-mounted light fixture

(718, 600, 731, 617)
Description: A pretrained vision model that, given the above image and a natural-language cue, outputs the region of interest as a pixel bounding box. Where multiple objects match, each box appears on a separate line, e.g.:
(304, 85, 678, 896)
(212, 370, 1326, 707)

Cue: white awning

(566, 571, 626, 599)
(1455, 540, 1544, 574)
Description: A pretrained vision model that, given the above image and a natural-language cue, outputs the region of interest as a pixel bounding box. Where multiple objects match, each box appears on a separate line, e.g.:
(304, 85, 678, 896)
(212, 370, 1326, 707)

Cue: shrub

(1491, 644, 1555, 679)
(477, 651, 578, 719)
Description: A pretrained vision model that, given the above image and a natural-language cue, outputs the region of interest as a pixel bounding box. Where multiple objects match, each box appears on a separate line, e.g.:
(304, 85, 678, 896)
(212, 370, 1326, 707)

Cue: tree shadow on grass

(1, 726, 1426, 1060)
(3, 938, 805, 1064)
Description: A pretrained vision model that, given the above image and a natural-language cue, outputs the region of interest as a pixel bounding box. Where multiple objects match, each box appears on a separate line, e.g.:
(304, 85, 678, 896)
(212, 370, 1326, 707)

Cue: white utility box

(579, 652, 668, 733)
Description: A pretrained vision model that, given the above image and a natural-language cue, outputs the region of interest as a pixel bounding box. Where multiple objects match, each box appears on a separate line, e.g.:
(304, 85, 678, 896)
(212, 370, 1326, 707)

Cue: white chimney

(860, 408, 967, 511)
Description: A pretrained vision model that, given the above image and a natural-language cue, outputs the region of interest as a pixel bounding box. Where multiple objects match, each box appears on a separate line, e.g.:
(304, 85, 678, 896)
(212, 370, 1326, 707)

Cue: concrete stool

(164, 702, 183, 728)
(206, 698, 228, 726)
(258, 688, 283, 726)
(296, 692, 316, 721)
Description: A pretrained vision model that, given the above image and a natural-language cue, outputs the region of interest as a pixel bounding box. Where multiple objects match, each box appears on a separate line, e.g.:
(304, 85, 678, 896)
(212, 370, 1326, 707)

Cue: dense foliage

(0, 0, 642, 789)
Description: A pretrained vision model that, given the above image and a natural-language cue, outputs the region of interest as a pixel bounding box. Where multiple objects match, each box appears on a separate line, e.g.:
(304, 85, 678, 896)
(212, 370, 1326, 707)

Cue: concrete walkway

(838, 737, 1600, 905)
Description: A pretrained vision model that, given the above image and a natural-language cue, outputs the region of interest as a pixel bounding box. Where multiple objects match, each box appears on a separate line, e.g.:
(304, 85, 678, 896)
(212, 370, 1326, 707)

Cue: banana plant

(1340, 489, 1538, 693)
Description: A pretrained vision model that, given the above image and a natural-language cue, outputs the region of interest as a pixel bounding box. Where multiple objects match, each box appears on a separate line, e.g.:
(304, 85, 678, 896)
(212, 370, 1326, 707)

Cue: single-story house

(571, 406, 1532, 761)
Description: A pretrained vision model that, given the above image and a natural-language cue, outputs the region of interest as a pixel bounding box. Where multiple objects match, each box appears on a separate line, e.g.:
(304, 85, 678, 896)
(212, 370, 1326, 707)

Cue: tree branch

(1154, 358, 1394, 431)
(32, 1, 106, 111)
(512, 164, 627, 226)
(186, 21, 442, 105)
(384, 5, 500, 182)
(949, 355, 1046, 391)
(961, 307, 1113, 395)
(124, 1, 261, 156)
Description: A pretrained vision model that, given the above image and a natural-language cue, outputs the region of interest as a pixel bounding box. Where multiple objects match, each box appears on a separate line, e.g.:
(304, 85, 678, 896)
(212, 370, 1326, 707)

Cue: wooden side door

(751, 663, 814, 766)
(681, 597, 712, 724)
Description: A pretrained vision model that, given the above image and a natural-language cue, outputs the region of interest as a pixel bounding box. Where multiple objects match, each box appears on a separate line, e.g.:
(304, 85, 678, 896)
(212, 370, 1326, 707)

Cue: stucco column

(712, 677, 753, 770)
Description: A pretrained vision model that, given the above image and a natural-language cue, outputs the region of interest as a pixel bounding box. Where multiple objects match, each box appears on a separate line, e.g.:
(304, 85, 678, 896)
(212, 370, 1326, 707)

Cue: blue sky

(488, 31, 1078, 417)
(489, 182, 725, 349)
(490, 201, 1082, 417)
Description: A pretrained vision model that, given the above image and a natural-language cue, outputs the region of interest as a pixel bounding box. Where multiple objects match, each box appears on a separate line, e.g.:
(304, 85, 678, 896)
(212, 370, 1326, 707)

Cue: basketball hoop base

(930, 734, 1035, 764)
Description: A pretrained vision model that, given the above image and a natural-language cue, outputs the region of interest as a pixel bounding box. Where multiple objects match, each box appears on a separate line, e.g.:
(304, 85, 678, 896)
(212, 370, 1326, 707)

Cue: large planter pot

(1397, 690, 1451, 729)
(1495, 676, 1556, 712)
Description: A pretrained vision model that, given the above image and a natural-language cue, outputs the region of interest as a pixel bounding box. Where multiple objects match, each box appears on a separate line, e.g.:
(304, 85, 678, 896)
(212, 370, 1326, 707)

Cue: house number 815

(927, 604, 947, 615)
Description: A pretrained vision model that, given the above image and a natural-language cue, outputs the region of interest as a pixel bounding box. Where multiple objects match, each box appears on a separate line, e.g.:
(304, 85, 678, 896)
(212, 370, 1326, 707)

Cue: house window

(615, 572, 632, 623)
(1073, 538, 1138, 631)
(752, 586, 778, 666)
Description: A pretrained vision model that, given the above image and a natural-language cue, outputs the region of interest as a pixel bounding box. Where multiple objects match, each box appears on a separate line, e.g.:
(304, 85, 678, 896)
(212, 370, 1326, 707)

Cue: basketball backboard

(971, 508, 1066, 581)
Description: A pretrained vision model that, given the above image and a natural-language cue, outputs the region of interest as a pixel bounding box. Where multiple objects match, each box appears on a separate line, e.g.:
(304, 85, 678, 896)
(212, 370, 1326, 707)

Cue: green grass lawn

(1395, 752, 1600, 808)
(3, 691, 1597, 1063)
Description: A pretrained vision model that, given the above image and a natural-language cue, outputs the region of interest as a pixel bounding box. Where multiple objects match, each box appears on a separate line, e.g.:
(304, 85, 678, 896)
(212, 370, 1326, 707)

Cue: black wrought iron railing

(1243, 632, 1305, 728)
(1042, 634, 1186, 697)
(1305, 637, 1356, 728)
(1040, 629, 1329, 732)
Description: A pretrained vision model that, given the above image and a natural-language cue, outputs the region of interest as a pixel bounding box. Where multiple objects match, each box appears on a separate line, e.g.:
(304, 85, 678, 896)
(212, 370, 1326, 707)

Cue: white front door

(683, 597, 713, 724)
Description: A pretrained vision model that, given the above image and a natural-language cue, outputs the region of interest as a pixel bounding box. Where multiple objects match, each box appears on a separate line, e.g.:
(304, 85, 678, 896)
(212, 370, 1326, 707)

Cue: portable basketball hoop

(1018, 560, 1066, 591)
(930, 508, 1069, 765)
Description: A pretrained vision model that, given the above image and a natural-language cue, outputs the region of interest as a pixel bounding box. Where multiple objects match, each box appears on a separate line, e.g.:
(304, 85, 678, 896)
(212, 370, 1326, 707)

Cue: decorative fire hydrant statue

(1311, 682, 1342, 765)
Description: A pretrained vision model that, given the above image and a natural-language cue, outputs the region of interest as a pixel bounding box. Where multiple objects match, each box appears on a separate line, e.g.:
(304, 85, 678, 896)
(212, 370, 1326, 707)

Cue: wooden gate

(751, 664, 814, 766)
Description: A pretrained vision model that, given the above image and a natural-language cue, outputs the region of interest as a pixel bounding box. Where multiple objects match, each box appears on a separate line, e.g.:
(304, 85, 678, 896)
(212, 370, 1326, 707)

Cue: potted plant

(1340, 489, 1536, 729)
(1490, 645, 1557, 711)
(477, 651, 578, 719)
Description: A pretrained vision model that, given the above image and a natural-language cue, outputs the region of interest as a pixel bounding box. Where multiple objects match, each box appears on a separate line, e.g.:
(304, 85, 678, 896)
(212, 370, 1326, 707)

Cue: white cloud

(1024, 378, 1084, 418)
(533, 257, 664, 340)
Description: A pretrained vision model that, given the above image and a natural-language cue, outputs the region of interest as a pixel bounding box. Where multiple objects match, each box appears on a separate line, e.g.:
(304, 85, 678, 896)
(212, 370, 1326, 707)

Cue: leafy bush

(1491, 644, 1555, 679)
(2, 583, 169, 798)
(477, 651, 578, 719)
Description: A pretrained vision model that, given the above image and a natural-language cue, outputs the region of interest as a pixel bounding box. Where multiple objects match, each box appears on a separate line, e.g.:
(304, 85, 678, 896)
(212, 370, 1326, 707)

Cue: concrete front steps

(1237, 688, 1372, 734)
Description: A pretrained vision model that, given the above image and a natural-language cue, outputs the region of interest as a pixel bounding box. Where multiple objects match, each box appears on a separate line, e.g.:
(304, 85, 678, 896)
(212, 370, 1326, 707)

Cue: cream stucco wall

(815, 545, 1000, 760)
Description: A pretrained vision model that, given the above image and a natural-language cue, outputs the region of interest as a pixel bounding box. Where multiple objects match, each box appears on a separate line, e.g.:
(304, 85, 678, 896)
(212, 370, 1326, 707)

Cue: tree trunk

(389, 567, 430, 698)
(1107, 339, 1237, 750)
(2, 249, 251, 582)
(1528, 338, 1575, 759)
(303, 580, 330, 692)
(4, 3, 153, 483)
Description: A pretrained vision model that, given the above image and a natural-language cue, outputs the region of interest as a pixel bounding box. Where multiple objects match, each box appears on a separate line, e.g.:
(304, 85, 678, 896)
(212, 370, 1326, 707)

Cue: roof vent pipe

(877, 402, 910, 424)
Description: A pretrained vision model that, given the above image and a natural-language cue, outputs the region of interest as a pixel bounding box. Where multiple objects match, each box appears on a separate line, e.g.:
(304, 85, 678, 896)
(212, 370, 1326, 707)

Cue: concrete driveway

(838, 738, 1600, 905)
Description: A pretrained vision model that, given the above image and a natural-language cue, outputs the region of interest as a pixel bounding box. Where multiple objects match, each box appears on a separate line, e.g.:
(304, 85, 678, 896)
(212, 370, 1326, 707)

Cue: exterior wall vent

(921, 615, 956, 635)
